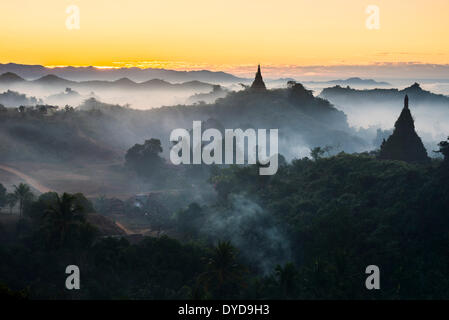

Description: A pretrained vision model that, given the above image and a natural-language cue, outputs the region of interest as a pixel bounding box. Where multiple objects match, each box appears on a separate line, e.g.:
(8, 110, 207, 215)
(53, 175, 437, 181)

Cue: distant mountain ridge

(305, 77, 391, 87)
(0, 72, 215, 92)
(0, 72, 25, 83)
(319, 82, 449, 105)
(0, 63, 244, 83)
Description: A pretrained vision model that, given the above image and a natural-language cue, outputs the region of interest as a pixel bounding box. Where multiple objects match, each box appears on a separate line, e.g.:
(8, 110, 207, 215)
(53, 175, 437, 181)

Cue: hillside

(319, 82, 449, 106)
(1, 152, 448, 299)
(205, 153, 449, 298)
(0, 84, 367, 166)
(318, 83, 449, 141)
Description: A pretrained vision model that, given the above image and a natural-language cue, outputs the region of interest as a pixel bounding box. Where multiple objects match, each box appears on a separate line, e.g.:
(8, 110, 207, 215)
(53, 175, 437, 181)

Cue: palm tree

(198, 241, 246, 298)
(44, 193, 86, 247)
(13, 183, 33, 217)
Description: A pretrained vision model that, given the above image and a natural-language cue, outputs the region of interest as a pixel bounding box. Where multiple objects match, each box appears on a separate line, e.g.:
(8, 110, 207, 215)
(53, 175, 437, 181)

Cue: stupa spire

(250, 64, 267, 91)
(378, 95, 429, 163)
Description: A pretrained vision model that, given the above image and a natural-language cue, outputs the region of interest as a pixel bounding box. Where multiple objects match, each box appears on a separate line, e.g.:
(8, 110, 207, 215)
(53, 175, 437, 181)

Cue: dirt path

(0, 164, 51, 193)
(114, 221, 134, 235)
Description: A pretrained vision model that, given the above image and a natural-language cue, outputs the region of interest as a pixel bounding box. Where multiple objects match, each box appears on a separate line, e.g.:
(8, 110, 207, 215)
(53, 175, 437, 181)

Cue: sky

(0, 0, 448, 77)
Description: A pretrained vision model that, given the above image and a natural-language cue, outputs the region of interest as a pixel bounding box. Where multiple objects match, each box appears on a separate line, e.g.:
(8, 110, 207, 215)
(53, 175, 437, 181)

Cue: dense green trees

(209, 153, 449, 299)
(0, 189, 214, 299)
(1, 152, 449, 299)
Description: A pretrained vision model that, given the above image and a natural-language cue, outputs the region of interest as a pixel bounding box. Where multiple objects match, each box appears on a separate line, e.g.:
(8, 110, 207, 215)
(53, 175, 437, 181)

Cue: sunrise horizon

(2, 60, 449, 80)
(1, 0, 448, 78)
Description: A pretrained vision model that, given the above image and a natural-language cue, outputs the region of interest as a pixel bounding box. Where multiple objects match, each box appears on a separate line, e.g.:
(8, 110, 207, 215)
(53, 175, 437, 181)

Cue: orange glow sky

(0, 0, 448, 76)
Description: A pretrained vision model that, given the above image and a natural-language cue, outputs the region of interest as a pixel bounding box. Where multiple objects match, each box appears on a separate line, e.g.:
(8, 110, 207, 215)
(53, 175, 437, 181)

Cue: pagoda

(250, 65, 267, 91)
(378, 95, 430, 163)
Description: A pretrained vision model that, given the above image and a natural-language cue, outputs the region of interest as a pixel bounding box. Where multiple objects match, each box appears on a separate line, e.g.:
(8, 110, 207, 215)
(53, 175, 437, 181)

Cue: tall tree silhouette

(198, 241, 246, 298)
(436, 137, 449, 166)
(43, 193, 86, 248)
(13, 183, 33, 217)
